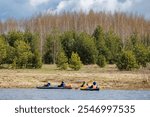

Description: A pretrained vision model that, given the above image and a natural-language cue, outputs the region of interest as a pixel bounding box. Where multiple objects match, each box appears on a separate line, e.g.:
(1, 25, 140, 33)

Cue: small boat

(36, 85, 72, 89)
(80, 87, 100, 91)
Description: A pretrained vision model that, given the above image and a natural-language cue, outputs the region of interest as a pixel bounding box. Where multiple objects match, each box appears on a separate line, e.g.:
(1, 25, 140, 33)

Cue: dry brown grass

(0, 64, 150, 90)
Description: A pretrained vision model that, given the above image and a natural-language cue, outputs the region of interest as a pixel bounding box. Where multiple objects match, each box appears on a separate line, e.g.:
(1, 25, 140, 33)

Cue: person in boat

(80, 81, 88, 88)
(58, 81, 66, 87)
(44, 82, 51, 87)
(89, 82, 98, 89)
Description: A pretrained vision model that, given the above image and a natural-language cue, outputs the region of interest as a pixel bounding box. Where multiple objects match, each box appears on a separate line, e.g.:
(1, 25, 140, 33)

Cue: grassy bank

(0, 64, 150, 90)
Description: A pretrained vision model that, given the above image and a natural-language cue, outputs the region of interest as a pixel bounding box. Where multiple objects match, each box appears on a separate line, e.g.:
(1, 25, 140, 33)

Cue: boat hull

(80, 88, 100, 91)
(36, 86, 72, 89)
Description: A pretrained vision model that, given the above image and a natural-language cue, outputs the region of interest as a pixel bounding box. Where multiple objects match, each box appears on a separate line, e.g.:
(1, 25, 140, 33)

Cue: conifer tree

(0, 37, 7, 66)
(56, 51, 68, 70)
(69, 52, 82, 70)
(97, 55, 106, 68)
(116, 51, 138, 71)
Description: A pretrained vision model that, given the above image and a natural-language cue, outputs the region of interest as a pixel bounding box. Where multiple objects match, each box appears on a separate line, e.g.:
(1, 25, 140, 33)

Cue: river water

(0, 89, 149, 100)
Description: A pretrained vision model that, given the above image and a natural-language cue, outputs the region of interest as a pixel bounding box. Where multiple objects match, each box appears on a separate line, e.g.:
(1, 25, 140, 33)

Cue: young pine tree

(69, 52, 82, 70)
(116, 51, 138, 71)
(56, 51, 68, 70)
(133, 44, 149, 67)
(97, 55, 106, 68)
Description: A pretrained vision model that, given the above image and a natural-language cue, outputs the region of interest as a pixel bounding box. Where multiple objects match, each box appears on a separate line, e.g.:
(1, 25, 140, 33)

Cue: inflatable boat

(36, 86, 72, 89)
(80, 87, 100, 91)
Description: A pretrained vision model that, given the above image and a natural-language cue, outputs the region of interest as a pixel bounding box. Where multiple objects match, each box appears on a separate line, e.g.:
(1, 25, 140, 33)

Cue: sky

(0, 0, 150, 21)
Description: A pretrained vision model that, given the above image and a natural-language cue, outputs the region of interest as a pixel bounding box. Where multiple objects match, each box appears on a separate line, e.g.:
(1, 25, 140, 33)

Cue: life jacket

(93, 85, 97, 89)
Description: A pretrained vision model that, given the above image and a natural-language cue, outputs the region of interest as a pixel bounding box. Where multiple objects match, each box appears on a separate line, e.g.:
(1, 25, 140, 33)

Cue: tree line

(0, 31, 42, 68)
(0, 25, 149, 70)
(44, 26, 150, 70)
(0, 11, 150, 70)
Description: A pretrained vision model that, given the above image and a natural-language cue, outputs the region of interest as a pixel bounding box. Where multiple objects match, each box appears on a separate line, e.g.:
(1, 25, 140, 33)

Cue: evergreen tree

(0, 37, 7, 66)
(44, 35, 53, 64)
(7, 31, 24, 47)
(13, 40, 33, 68)
(69, 52, 82, 70)
(92, 25, 105, 48)
(92, 26, 109, 61)
(61, 31, 77, 58)
(130, 33, 140, 47)
(133, 44, 149, 67)
(97, 55, 106, 68)
(105, 30, 122, 64)
(75, 32, 98, 64)
(116, 51, 138, 71)
(56, 51, 68, 70)
(32, 50, 42, 68)
(24, 31, 42, 68)
(5, 45, 16, 64)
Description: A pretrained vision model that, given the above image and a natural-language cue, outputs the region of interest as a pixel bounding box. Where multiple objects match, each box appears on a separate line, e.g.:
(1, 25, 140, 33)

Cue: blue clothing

(44, 83, 51, 87)
(58, 82, 65, 87)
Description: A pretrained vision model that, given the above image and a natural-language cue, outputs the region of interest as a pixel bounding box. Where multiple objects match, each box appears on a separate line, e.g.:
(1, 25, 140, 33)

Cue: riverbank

(0, 65, 150, 90)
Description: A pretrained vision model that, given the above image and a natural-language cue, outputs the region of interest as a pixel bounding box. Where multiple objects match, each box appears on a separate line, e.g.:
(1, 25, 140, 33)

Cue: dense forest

(0, 11, 150, 70)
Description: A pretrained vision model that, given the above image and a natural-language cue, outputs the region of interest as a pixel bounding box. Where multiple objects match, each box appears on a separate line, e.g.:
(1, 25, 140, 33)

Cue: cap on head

(93, 82, 96, 85)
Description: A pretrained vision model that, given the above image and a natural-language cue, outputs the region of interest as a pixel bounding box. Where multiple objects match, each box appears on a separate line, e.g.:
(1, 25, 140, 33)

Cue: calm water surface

(0, 89, 149, 100)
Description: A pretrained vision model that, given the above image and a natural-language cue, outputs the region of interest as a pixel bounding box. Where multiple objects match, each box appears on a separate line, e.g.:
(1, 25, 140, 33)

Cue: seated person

(44, 82, 51, 87)
(80, 81, 88, 88)
(89, 82, 98, 89)
(58, 81, 66, 87)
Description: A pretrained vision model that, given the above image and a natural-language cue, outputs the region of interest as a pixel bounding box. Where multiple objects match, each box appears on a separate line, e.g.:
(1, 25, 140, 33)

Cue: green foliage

(61, 31, 77, 58)
(7, 31, 24, 47)
(56, 51, 68, 70)
(92, 26, 109, 60)
(0, 26, 149, 71)
(92, 26, 122, 64)
(5, 45, 15, 64)
(0, 37, 7, 65)
(44, 35, 53, 64)
(44, 31, 61, 64)
(148, 49, 150, 63)
(92, 25, 105, 47)
(130, 33, 140, 47)
(133, 44, 149, 67)
(105, 30, 122, 64)
(125, 33, 140, 50)
(69, 52, 82, 70)
(24, 31, 42, 68)
(116, 51, 138, 71)
(75, 32, 98, 64)
(13, 40, 33, 68)
(32, 50, 42, 68)
(0, 31, 42, 69)
(97, 55, 106, 68)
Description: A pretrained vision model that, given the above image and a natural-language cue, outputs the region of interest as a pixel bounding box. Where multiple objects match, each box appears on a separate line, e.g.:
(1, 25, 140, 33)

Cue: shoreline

(0, 65, 150, 90)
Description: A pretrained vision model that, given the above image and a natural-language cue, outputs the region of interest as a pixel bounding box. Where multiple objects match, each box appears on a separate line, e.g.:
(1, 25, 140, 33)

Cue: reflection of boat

(36, 86, 72, 89)
(80, 87, 100, 91)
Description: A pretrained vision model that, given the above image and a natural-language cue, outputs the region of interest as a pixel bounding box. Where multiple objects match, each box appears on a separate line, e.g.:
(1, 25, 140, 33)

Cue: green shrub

(0, 37, 7, 65)
(116, 51, 138, 71)
(31, 51, 42, 68)
(97, 55, 106, 68)
(133, 44, 149, 67)
(148, 49, 150, 63)
(56, 52, 68, 70)
(69, 52, 82, 70)
(75, 32, 98, 64)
